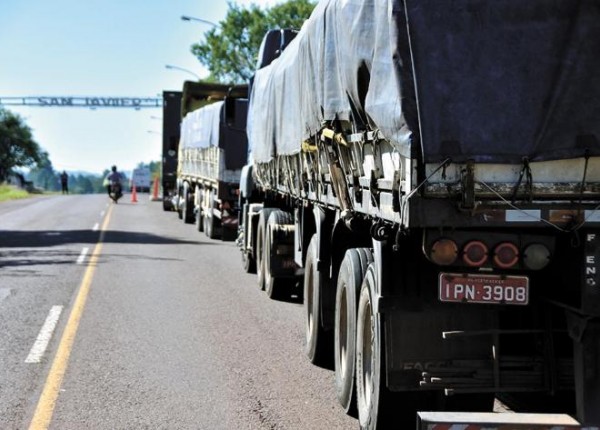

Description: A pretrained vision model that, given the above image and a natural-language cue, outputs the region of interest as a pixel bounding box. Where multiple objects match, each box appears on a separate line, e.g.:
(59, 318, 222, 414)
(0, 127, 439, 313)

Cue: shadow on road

(0, 249, 186, 273)
(0, 229, 209, 247)
(0, 249, 78, 272)
(0, 229, 208, 273)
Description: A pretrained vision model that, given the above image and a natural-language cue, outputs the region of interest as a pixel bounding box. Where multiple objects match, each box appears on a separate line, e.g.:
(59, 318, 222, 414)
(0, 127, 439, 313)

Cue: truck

(131, 166, 151, 193)
(175, 81, 249, 240)
(161, 90, 182, 211)
(238, 1, 600, 429)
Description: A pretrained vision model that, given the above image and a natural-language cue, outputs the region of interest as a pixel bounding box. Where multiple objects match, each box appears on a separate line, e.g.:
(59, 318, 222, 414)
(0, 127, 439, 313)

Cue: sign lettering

(585, 233, 599, 288)
(1, 96, 162, 109)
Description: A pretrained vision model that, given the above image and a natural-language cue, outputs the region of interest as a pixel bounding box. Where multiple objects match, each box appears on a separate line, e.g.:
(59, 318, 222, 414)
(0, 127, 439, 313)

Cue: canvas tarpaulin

(248, 0, 600, 164)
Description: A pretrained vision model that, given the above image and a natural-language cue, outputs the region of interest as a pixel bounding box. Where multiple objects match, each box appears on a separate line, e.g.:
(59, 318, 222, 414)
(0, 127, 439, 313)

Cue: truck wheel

(242, 250, 256, 274)
(256, 208, 276, 291)
(335, 248, 373, 416)
(356, 263, 395, 429)
(195, 187, 203, 232)
(177, 187, 183, 219)
(304, 234, 333, 368)
(356, 264, 424, 428)
(264, 210, 293, 300)
(205, 212, 221, 240)
(196, 207, 204, 232)
(182, 183, 194, 224)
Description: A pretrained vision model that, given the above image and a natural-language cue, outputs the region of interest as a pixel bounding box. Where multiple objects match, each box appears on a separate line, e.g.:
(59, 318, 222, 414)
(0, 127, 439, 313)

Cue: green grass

(0, 184, 31, 202)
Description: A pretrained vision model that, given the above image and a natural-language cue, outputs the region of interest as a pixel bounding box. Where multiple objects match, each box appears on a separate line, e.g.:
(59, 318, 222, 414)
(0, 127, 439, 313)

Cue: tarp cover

(248, 0, 600, 164)
(180, 101, 223, 149)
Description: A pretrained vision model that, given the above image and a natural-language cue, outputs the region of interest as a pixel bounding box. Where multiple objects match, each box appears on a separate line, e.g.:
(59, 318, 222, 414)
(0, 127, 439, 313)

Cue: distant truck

(162, 90, 182, 210)
(175, 81, 249, 240)
(130, 167, 151, 192)
(238, 1, 600, 429)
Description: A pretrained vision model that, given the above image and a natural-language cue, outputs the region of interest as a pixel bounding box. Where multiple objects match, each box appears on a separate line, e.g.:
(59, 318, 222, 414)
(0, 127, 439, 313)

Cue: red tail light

(463, 241, 488, 267)
(430, 239, 458, 266)
(493, 242, 519, 269)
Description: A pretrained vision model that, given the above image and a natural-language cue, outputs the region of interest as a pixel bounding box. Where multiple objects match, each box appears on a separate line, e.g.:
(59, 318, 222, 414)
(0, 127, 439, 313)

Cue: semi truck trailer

(176, 81, 249, 240)
(238, 0, 600, 428)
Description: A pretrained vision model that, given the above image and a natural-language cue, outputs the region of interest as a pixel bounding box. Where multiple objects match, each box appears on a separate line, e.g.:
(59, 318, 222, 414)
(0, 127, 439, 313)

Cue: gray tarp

(248, 0, 600, 164)
(180, 101, 223, 149)
(248, 0, 411, 163)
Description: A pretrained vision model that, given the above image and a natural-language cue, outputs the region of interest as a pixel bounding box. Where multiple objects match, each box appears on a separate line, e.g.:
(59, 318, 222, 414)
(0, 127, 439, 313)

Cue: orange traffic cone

(131, 182, 138, 203)
(151, 176, 160, 201)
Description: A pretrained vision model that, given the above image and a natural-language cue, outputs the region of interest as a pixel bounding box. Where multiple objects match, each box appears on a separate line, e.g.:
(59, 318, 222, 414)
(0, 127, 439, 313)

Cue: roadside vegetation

(0, 184, 30, 202)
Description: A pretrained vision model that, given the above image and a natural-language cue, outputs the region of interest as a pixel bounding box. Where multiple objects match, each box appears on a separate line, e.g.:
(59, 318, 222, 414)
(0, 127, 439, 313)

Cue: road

(0, 194, 356, 430)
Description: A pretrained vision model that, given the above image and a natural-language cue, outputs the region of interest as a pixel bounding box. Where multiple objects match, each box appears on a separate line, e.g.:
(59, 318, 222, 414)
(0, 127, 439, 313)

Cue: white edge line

(100, 210, 105, 216)
(76, 247, 89, 264)
(92, 223, 99, 231)
(25, 306, 64, 364)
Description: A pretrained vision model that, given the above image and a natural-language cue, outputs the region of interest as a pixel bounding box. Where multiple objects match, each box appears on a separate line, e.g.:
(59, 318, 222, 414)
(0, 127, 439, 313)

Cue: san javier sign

(0, 96, 163, 109)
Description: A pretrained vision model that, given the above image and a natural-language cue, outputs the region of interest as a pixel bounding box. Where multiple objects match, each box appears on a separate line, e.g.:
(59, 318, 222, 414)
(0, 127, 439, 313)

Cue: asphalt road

(0, 194, 356, 429)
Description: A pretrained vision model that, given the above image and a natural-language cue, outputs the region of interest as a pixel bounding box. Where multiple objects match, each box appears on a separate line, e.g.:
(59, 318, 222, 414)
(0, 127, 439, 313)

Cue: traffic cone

(150, 176, 160, 201)
(131, 182, 138, 203)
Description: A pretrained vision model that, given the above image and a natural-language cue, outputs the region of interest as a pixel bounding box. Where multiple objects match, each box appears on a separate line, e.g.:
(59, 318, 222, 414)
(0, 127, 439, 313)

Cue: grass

(0, 184, 32, 202)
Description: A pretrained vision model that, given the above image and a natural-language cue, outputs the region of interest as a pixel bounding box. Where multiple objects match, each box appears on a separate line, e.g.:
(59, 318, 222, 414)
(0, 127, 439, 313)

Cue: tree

(191, 0, 316, 83)
(0, 107, 44, 182)
(27, 154, 60, 192)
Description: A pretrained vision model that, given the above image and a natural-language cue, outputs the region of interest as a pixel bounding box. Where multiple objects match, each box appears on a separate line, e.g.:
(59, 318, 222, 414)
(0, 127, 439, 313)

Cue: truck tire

(195, 186, 204, 232)
(256, 208, 277, 291)
(357, 263, 425, 429)
(241, 205, 259, 274)
(356, 263, 392, 429)
(204, 211, 221, 240)
(242, 249, 256, 274)
(196, 208, 204, 232)
(264, 210, 294, 300)
(335, 247, 373, 416)
(182, 183, 194, 224)
(177, 187, 183, 220)
(304, 234, 333, 368)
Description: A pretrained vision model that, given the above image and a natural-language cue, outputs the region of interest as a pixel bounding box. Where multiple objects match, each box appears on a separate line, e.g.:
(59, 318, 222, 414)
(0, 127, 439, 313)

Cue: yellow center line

(28, 204, 114, 430)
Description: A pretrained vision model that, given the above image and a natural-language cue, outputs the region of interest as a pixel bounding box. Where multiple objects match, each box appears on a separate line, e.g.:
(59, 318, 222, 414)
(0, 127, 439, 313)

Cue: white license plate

(439, 273, 529, 305)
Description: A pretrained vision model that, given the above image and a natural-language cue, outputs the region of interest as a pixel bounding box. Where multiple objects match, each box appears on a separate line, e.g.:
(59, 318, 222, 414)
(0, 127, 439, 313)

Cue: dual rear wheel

(335, 248, 373, 417)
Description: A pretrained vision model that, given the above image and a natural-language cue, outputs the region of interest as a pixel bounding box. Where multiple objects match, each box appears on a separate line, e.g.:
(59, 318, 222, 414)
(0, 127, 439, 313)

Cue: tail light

(493, 242, 519, 269)
(523, 243, 551, 270)
(463, 241, 488, 267)
(430, 239, 458, 266)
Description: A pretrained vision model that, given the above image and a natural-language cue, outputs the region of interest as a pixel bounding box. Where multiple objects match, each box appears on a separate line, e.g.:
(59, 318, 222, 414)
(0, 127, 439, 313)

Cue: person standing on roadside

(60, 171, 69, 194)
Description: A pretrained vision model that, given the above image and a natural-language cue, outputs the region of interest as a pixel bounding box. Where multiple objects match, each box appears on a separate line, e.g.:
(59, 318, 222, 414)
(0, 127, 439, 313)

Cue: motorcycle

(109, 182, 123, 203)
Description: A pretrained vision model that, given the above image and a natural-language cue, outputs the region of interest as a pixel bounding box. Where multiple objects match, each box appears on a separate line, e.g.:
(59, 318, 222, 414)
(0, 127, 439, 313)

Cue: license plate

(439, 273, 529, 305)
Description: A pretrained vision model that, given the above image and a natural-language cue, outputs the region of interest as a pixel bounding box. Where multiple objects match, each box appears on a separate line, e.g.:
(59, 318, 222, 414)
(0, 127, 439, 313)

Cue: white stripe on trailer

(418, 412, 584, 430)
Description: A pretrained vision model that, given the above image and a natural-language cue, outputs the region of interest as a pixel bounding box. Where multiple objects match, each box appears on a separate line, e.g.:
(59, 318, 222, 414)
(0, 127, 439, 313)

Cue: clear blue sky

(0, 0, 274, 175)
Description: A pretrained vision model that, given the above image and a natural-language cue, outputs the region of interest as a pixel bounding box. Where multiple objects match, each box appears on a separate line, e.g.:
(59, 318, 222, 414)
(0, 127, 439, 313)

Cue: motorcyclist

(105, 165, 123, 200)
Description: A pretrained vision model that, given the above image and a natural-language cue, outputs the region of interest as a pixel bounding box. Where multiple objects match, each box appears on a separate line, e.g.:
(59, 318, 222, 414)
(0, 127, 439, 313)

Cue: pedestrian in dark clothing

(60, 171, 69, 194)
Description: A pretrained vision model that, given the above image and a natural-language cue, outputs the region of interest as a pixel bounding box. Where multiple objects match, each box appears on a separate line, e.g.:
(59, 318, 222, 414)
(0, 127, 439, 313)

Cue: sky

(0, 0, 276, 175)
